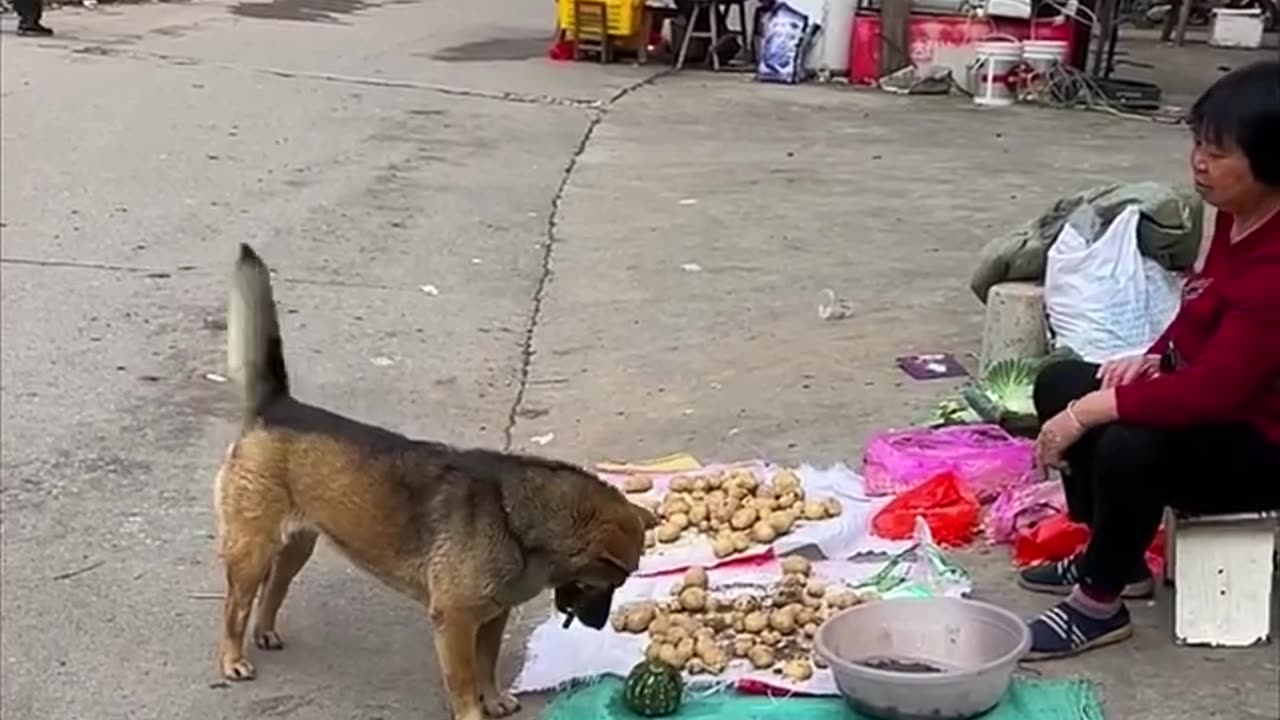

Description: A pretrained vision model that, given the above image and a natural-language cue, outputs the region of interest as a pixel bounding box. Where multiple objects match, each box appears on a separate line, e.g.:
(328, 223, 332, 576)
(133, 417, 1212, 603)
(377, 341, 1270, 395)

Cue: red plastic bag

(872, 472, 981, 547)
(1013, 513, 1089, 566)
(1014, 511, 1167, 577)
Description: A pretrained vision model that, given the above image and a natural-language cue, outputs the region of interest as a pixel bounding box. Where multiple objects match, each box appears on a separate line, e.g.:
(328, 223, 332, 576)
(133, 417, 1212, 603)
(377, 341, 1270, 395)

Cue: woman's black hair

(1189, 60, 1280, 188)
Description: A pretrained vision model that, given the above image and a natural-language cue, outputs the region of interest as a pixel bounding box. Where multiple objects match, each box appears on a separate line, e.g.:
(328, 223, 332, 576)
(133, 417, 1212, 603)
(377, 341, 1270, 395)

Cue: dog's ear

(579, 517, 644, 587)
(631, 503, 659, 530)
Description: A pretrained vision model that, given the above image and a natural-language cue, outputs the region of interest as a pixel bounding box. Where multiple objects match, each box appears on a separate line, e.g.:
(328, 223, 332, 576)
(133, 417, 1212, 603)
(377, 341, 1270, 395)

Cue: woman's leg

(1029, 421, 1280, 660)
(1020, 361, 1156, 597)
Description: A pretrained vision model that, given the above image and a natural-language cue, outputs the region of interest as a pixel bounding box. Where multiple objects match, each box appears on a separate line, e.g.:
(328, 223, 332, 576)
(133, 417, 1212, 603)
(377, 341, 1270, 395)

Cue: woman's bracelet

(1065, 400, 1086, 430)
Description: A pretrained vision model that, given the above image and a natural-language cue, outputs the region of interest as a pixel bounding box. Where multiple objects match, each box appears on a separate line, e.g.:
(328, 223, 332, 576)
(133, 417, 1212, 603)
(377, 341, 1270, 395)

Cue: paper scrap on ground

(512, 553, 970, 696)
(599, 463, 913, 576)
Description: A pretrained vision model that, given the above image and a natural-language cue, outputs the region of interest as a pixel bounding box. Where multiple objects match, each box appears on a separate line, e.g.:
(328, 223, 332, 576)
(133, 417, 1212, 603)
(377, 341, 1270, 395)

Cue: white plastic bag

(1044, 204, 1182, 363)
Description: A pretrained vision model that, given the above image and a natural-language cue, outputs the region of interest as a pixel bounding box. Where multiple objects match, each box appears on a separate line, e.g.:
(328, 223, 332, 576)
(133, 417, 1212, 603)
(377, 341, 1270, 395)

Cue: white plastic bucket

(1022, 40, 1068, 74)
(971, 41, 1023, 107)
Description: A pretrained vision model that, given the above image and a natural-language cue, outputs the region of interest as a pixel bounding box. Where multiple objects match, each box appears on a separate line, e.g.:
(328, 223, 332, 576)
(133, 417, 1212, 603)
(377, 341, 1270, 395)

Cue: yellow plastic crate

(558, 0, 644, 38)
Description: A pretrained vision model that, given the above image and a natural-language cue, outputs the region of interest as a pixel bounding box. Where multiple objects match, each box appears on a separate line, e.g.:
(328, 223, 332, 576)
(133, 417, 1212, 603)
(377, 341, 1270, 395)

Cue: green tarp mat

(543, 676, 1104, 720)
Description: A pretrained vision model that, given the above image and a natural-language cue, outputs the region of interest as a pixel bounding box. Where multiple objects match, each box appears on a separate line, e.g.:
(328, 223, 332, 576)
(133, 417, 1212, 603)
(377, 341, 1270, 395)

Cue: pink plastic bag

(986, 476, 1067, 543)
(863, 425, 1034, 501)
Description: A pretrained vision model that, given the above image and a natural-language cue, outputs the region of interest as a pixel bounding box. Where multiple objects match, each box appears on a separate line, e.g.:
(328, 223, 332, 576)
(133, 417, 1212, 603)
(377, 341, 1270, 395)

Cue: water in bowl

(854, 655, 953, 674)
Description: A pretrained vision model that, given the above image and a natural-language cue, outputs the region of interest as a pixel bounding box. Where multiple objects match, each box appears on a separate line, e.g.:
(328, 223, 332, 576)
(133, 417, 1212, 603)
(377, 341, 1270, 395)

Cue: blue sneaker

(1025, 601, 1133, 661)
(1018, 555, 1154, 599)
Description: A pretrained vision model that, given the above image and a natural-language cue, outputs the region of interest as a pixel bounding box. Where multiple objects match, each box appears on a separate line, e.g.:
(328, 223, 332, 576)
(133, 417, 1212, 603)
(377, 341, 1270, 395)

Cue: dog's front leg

(476, 610, 520, 717)
(430, 605, 485, 720)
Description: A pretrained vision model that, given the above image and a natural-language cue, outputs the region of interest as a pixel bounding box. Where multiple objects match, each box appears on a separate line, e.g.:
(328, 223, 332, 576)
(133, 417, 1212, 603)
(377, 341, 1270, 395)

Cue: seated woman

(1020, 59, 1280, 660)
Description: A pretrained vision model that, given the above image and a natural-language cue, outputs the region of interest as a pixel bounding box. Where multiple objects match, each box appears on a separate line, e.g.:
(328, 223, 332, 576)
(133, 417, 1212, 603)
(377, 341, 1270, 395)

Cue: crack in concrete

(58, 43, 625, 110)
(500, 70, 668, 452)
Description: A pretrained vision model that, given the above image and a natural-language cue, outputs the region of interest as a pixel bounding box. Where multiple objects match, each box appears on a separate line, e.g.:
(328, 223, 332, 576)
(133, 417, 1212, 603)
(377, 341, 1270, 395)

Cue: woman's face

(1191, 135, 1264, 212)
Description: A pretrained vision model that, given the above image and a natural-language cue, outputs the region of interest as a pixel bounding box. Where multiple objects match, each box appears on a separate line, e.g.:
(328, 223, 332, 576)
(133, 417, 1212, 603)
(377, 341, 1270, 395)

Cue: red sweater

(1116, 208, 1280, 443)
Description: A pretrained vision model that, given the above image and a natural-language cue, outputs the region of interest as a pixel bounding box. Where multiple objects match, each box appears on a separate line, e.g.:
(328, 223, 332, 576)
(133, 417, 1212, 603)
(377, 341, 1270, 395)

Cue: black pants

(1034, 360, 1280, 595)
(14, 0, 43, 26)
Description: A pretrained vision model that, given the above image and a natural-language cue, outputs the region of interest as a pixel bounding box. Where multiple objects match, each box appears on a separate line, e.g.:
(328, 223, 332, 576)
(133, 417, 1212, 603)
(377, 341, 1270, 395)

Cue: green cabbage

(962, 358, 1041, 435)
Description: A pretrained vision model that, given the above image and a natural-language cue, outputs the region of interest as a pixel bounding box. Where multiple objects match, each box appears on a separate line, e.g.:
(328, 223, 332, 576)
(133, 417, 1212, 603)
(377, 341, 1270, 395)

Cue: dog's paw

(220, 656, 257, 681)
(253, 629, 284, 651)
(482, 691, 521, 718)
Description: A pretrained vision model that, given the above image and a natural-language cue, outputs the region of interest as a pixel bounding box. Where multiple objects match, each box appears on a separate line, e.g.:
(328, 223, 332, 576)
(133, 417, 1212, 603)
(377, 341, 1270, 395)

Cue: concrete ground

(2, 3, 1277, 719)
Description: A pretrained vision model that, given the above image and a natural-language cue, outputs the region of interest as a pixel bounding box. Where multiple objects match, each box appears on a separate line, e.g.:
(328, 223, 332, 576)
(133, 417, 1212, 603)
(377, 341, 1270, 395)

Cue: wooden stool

(674, 0, 754, 71)
(572, 0, 613, 63)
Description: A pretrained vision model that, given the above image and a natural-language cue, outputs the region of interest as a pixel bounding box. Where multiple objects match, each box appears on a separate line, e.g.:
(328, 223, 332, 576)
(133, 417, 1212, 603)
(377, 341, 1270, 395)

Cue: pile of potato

(622, 469, 843, 558)
(609, 557, 864, 682)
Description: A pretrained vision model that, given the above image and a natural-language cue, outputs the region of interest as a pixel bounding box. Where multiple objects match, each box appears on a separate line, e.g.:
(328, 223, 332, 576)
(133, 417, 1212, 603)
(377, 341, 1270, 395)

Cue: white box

(1209, 8, 1265, 49)
(1171, 512, 1278, 648)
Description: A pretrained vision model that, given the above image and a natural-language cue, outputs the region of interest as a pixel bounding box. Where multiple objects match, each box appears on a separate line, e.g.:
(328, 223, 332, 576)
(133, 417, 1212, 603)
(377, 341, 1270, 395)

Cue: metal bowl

(814, 597, 1031, 720)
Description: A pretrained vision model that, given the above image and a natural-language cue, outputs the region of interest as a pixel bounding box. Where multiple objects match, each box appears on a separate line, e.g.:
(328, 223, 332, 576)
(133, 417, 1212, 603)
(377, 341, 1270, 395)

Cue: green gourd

(621, 659, 684, 717)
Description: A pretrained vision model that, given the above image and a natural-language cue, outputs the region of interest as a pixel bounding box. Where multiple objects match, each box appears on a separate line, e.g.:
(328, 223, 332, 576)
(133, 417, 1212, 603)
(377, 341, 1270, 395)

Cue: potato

(678, 586, 708, 612)
(733, 596, 760, 613)
(822, 497, 843, 518)
(732, 637, 754, 657)
(802, 501, 827, 521)
(711, 538, 735, 558)
(668, 512, 690, 532)
(747, 645, 775, 669)
(728, 485, 750, 501)
(743, 611, 769, 633)
(621, 476, 654, 493)
(702, 646, 729, 674)
(775, 492, 800, 510)
(805, 580, 827, 598)
(670, 476, 693, 492)
(780, 556, 812, 576)
(827, 590, 859, 610)
(646, 642, 663, 661)
(729, 507, 759, 530)
(751, 520, 778, 544)
(686, 657, 708, 675)
(624, 603, 657, 633)
(772, 469, 801, 491)
(656, 523, 682, 543)
(803, 622, 818, 638)
(688, 503, 709, 524)
(795, 607, 816, 626)
(610, 612, 627, 632)
(656, 643, 683, 667)
(731, 532, 751, 552)
(649, 614, 673, 637)
(769, 608, 797, 634)
(666, 497, 692, 515)
(705, 613, 733, 632)
(759, 629, 783, 647)
(676, 637, 696, 658)
(683, 566, 709, 589)
(693, 477, 709, 492)
(781, 659, 814, 682)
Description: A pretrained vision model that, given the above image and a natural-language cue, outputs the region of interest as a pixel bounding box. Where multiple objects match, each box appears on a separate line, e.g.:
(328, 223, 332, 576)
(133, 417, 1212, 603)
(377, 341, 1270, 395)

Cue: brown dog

(213, 244, 656, 720)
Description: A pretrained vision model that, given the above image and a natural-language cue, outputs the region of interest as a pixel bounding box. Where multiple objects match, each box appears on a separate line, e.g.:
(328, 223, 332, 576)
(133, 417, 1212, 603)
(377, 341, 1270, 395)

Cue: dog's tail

(228, 243, 289, 419)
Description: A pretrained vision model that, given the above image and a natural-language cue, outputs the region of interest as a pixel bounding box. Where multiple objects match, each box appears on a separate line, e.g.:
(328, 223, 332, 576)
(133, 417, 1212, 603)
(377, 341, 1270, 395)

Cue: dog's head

(555, 500, 658, 630)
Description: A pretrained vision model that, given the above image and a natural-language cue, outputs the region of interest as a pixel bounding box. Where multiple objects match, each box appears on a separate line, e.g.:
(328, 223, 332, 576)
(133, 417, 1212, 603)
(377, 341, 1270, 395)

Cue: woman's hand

(1035, 408, 1087, 470)
(1097, 354, 1161, 389)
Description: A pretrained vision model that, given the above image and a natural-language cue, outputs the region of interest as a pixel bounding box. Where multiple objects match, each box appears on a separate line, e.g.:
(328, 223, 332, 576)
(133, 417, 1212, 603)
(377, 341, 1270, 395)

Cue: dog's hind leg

(476, 610, 520, 718)
(218, 529, 280, 681)
(252, 529, 318, 651)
